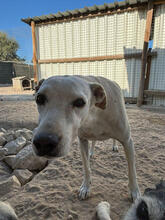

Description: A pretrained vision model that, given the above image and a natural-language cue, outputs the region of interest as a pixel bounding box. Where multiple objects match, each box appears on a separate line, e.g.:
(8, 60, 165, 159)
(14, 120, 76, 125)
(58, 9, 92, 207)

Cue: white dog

(33, 75, 140, 201)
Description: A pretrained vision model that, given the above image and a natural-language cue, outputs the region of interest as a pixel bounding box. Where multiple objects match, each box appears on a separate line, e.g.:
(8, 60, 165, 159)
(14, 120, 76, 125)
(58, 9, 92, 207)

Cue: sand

(0, 101, 165, 220)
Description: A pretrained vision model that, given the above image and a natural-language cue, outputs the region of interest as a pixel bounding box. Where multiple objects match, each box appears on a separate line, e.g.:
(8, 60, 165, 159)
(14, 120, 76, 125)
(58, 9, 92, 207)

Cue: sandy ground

(0, 86, 33, 95)
(0, 100, 165, 220)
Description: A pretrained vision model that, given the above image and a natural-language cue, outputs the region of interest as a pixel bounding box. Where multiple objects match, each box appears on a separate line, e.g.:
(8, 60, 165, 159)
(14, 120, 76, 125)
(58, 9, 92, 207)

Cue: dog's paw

(79, 182, 91, 200)
(131, 189, 141, 202)
(112, 145, 119, 152)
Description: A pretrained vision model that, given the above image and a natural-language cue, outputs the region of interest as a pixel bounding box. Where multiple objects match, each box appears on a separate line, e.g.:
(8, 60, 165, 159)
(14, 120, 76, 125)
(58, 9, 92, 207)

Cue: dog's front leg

(78, 137, 91, 200)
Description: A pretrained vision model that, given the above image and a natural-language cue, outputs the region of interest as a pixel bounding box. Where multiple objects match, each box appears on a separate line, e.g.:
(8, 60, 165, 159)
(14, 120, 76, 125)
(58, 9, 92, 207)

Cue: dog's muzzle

(33, 132, 60, 157)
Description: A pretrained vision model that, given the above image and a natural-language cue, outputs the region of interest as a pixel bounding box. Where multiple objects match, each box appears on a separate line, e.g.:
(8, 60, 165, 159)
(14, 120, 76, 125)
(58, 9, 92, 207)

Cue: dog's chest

(79, 118, 111, 140)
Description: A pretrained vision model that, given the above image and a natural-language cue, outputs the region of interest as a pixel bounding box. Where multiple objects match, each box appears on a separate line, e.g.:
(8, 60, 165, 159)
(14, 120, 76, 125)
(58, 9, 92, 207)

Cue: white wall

(36, 8, 147, 98)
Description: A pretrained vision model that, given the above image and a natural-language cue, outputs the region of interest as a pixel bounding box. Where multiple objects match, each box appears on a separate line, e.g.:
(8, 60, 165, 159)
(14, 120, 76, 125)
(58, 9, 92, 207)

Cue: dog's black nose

(33, 133, 59, 156)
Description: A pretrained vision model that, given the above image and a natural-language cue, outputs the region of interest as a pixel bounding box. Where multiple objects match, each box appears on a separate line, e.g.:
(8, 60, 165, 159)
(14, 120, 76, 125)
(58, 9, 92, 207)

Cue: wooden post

(31, 21, 38, 84)
(137, 0, 154, 107)
(144, 48, 152, 90)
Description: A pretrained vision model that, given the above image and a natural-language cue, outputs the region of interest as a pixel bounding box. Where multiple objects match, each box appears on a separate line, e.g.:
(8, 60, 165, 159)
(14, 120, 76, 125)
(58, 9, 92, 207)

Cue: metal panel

(39, 57, 141, 98)
(149, 4, 165, 106)
(0, 62, 13, 84)
(37, 8, 146, 98)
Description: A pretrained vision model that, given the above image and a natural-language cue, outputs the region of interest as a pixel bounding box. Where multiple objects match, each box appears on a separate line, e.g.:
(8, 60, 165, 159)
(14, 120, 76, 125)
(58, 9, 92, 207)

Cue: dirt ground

(0, 100, 165, 220)
(0, 86, 33, 95)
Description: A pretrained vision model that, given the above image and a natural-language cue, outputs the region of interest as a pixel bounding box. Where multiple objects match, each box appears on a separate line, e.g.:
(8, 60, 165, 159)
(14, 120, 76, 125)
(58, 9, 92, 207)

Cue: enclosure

(0, 61, 33, 84)
(22, 0, 165, 106)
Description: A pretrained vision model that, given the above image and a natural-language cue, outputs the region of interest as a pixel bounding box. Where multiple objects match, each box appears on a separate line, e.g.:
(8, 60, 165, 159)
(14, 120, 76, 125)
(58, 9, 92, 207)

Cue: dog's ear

(90, 83, 107, 110)
(35, 79, 45, 93)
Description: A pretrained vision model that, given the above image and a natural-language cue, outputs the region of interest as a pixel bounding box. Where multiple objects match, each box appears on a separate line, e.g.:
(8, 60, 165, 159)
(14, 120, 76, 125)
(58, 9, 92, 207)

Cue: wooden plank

(38, 51, 157, 64)
(137, 0, 154, 107)
(124, 97, 137, 104)
(154, 0, 165, 5)
(144, 48, 152, 90)
(31, 21, 38, 83)
(144, 90, 165, 96)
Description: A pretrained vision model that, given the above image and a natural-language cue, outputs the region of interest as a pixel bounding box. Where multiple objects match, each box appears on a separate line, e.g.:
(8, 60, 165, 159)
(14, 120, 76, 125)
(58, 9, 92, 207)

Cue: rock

(4, 136, 27, 155)
(3, 155, 16, 169)
(0, 147, 8, 157)
(0, 128, 7, 133)
(0, 132, 7, 146)
(67, 215, 73, 220)
(0, 161, 12, 180)
(5, 134, 14, 142)
(0, 175, 21, 197)
(12, 145, 48, 171)
(14, 129, 33, 141)
(13, 169, 34, 185)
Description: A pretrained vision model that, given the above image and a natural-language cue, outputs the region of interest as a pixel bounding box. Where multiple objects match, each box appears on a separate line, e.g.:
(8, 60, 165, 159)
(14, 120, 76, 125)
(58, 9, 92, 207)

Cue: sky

(0, 0, 123, 63)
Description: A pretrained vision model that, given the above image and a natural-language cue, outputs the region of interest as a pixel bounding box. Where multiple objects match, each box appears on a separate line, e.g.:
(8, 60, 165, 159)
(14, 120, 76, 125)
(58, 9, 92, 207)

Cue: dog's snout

(33, 133, 60, 156)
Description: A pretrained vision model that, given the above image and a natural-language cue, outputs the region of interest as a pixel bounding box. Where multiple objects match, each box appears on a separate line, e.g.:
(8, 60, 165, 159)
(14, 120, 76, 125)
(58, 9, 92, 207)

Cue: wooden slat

(38, 51, 157, 64)
(154, 0, 165, 5)
(31, 21, 38, 83)
(124, 97, 137, 104)
(144, 90, 165, 96)
(137, 0, 154, 107)
(144, 48, 152, 90)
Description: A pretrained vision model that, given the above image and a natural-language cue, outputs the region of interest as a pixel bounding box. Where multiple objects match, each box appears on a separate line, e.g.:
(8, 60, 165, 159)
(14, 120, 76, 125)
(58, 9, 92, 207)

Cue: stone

(0, 161, 12, 180)
(0, 176, 21, 197)
(14, 128, 33, 141)
(3, 155, 16, 169)
(0, 128, 7, 133)
(67, 215, 73, 220)
(0, 147, 8, 158)
(0, 132, 7, 146)
(12, 145, 48, 171)
(4, 136, 27, 155)
(5, 134, 14, 142)
(13, 169, 34, 185)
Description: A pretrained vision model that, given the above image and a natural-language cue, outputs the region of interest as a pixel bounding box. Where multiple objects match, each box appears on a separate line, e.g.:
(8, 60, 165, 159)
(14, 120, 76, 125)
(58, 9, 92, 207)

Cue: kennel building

(22, 0, 165, 106)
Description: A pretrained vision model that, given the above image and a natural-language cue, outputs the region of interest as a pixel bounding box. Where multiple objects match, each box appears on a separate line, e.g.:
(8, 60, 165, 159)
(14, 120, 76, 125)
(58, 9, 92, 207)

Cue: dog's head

(32, 76, 106, 158)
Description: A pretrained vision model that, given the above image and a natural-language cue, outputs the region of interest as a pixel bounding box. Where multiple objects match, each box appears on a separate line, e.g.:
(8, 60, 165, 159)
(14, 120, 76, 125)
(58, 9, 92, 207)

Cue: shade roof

(22, 0, 149, 25)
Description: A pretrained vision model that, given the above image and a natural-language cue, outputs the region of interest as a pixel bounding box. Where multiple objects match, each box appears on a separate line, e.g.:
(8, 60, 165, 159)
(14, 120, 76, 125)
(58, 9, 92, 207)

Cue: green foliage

(0, 32, 25, 61)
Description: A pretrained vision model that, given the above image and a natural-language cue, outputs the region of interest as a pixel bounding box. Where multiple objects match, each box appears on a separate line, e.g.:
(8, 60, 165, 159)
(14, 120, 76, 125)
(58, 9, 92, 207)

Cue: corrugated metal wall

(0, 62, 34, 84)
(149, 4, 165, 106)
(0, 62, 13, 84)
(13, 63, 34, 78)
(36, 8, 147, 98)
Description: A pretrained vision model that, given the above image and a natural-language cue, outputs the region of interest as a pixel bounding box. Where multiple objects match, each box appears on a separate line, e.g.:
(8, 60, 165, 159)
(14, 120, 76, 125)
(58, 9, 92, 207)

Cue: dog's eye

(36, 94, 46, 105)
(72, 98, 86, 108)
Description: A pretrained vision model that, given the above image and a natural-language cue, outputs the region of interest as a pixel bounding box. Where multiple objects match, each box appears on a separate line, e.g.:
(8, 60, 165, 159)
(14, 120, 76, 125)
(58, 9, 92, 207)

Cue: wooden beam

(124, 97, 137, 104)
(31, 21, 38, 83)
(144, 48, 152, 90)
(38, 51, 157, 64)
(154, 0, 165, 5)
(137, 0, 154, 107)
(144, 90, 165, 96)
